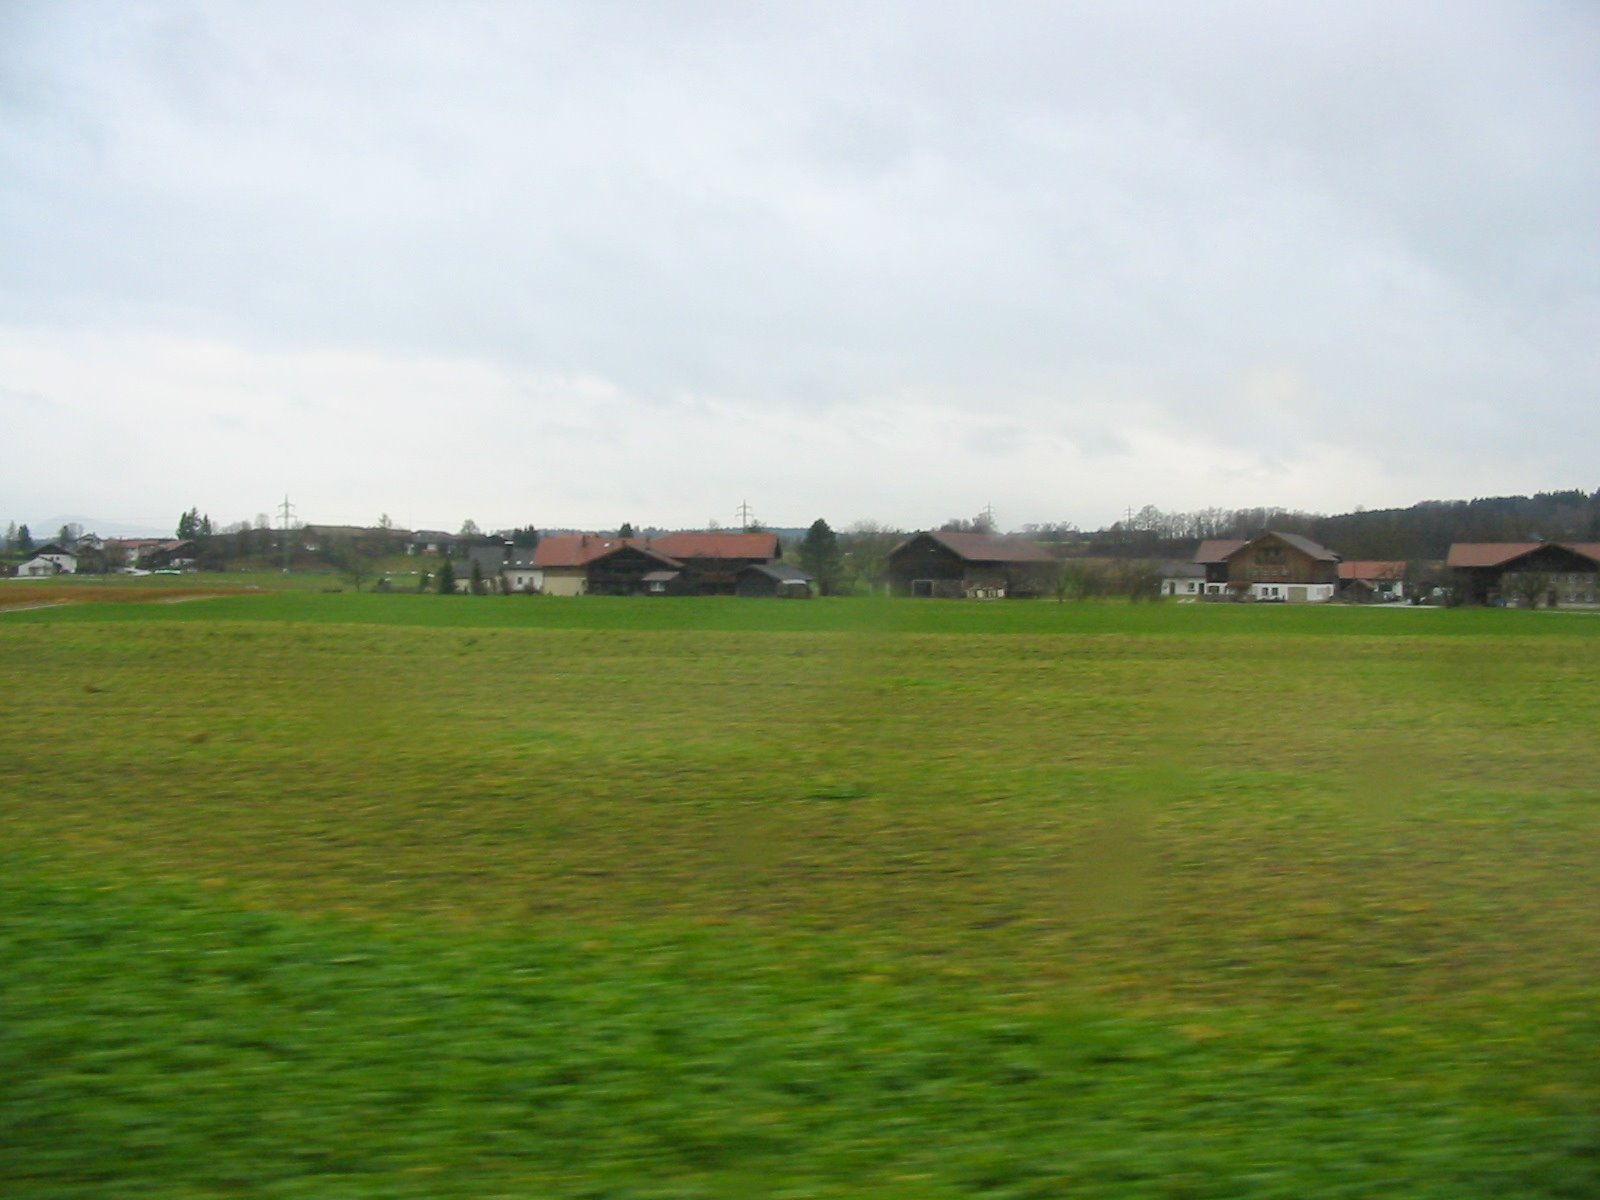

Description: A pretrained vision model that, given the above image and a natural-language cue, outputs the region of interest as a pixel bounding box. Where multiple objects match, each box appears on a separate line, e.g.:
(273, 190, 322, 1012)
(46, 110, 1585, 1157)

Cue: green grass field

(4, 592, 1599, 1197)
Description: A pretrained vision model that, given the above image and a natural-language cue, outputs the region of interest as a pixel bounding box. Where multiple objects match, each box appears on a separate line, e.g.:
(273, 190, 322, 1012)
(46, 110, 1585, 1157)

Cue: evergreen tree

(436, 558, 456, 594)
(618, 522, 635, 538)
(4, 521, 15, 552)
(470, 558, 487, 595)
(17, 524, 32, 552)
(798, 518, 843, 596)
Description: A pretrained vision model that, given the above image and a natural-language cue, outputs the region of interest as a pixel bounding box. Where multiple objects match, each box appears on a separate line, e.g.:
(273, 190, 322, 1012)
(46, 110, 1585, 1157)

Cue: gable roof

(1200, 532, 1338, 563)
(892, 530, 1056, 564)
(532, 531, 777, 569)
(1447, 542, 1600, 569)
(454, 545, 510, 577)
(1259, 531, 1339, 562)
(589, 542, 684, 569)
(1194, 539, 1246, 564)
(739, 562, 813, 583)
(650, 531, 779, 561)
(532, 533, 623, 568)
(1338, 561, 1407, 581)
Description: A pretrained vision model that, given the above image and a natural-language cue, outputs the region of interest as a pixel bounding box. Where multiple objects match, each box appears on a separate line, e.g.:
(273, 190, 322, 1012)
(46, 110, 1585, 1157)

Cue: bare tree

(1508, 571, 1555, 609)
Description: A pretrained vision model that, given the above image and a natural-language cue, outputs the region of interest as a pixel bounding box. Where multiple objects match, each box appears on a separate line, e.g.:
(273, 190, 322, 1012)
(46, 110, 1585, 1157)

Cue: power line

(278, 494, 295, 573)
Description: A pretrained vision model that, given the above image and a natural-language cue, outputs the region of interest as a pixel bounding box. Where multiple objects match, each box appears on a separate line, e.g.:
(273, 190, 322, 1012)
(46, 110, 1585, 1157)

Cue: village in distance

(6, 486, 1600, 610)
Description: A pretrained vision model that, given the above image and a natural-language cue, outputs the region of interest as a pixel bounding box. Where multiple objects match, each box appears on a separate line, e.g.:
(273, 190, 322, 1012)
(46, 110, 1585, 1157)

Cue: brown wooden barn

(586, 543, 688, 596)
(1447, 542, 1600, 606)
(886, 531, 1056, 598)
(524, 531, 782, 596)
(648, 532, 781, 595)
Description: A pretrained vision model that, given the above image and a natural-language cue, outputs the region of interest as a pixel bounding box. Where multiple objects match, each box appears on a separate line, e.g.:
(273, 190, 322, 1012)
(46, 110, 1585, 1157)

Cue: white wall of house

(18, 555, 74, 576)
(1251, 582, 1335, 602)
(504, 568, 544, 593)
(541, 569, 586, 596)
(1200, 581, 1334, 602)
(1162, 578, 1202, 597)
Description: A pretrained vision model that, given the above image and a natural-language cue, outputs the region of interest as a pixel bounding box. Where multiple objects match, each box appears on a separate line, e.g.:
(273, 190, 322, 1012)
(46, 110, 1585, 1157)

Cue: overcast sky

(3, 1, 1596, 535)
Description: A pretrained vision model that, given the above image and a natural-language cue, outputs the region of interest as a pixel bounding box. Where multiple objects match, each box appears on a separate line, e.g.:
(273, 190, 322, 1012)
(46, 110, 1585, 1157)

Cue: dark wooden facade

(1449, 543, 1600, 606)
(661, 553, 764, 595)
(586, 545, 685, 596)
(647, 533, 782, 595)
(735, 564, 813, 598)
(886, 532, 1055, 598)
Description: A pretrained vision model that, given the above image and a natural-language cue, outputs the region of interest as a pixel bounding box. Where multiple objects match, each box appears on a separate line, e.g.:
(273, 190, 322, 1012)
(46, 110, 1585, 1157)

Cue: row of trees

(3, 522, 36, 554)
(3, 522, 93, 554)
(175, 508, 215, 538)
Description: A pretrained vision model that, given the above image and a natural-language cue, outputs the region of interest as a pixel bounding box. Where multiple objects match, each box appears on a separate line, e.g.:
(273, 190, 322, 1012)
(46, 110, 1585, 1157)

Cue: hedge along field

(3, 595, 1600, 1198)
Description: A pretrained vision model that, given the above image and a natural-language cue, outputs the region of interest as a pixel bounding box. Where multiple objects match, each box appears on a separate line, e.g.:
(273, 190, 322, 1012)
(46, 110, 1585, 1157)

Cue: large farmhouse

(517, 531, 783, 596)
(1195, 531, 1341, 602)
(1447, 542, 1600, 607)
(886, 531, 1056, 598)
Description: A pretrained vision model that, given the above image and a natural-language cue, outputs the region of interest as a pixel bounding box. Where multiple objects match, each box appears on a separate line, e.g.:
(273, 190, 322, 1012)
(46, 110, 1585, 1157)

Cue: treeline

(1086, 489, 1600, 561)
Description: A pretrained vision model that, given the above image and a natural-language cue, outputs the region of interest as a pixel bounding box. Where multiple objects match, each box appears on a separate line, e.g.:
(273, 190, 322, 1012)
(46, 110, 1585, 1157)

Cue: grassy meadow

(4, 589, 1599, 1197)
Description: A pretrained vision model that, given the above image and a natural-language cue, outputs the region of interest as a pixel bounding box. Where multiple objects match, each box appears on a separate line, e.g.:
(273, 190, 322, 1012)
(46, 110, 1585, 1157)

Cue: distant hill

(32, 514, 174, 539)
(1084, 489, 1600, 562)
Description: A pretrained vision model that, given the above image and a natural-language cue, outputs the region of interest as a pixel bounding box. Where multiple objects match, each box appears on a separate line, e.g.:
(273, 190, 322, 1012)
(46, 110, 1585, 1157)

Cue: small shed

(735, 562, 814, 598)
(1338, 561, 1407, 602)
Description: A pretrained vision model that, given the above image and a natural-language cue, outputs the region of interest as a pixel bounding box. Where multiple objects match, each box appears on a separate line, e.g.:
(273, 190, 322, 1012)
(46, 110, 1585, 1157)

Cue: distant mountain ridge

(32, 515, 174, 539)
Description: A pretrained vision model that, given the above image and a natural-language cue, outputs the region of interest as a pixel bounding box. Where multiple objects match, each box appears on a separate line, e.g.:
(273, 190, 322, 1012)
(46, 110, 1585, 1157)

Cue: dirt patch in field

(0, 585, 245, 611)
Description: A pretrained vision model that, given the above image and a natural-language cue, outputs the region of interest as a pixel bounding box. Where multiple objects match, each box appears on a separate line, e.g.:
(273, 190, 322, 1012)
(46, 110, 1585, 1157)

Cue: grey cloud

(1, 1, 1596, 527)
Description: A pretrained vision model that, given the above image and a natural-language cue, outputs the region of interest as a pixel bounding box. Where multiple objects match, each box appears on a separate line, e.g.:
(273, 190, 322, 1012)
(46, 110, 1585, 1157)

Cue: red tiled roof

(1447, 542, 1600, 569)
(531, 534, 626, 568)
(532, 531, 773, 569)
(1446, 542, 1543, 568)
(650, 532, 778, 561)
(1338, 561, 1407, 581)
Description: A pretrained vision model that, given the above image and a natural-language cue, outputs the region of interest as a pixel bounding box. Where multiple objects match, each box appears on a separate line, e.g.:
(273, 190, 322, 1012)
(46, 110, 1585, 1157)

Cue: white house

(17, 544, 76, 576)
(1160, 561, 1206, 598)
